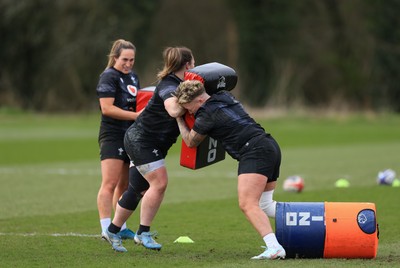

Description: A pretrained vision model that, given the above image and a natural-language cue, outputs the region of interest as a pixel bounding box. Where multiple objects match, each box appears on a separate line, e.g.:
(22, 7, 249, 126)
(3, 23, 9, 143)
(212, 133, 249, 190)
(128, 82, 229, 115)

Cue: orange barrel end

(323, 202, 379, 259)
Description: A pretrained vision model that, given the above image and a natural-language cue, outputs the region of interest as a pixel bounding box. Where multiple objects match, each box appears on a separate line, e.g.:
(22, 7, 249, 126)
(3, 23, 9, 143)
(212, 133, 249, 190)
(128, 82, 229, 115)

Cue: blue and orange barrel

(275, 202, 379, 259)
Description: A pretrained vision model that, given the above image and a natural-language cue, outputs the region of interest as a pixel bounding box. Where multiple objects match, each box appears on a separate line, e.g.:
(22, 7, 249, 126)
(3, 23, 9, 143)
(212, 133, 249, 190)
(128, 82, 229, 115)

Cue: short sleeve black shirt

(97, 67, 140, 141)
(192, 91, 267, 160)
(132, 74, 182, 149)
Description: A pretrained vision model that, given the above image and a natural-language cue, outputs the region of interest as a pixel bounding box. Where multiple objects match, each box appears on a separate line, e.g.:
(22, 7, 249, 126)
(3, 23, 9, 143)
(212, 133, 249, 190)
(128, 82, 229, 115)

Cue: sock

(108, 222, 121, 234)
(100, 218, 111, 234)
(263, 233, 280, 248)
(259, 190, 276, 218)
(137, 225, 150, 235)
(121, 222, 127, 231)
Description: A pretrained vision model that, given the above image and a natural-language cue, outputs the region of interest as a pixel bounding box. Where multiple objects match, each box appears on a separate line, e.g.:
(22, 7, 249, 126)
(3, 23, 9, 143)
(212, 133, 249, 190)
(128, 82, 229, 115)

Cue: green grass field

(0, 112, 399, 267)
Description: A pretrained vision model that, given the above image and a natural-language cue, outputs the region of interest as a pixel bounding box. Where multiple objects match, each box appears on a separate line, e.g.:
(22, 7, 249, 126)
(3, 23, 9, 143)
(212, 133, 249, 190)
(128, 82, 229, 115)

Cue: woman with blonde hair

(96, 39, 142, 241)
(173, 80, 286, 260)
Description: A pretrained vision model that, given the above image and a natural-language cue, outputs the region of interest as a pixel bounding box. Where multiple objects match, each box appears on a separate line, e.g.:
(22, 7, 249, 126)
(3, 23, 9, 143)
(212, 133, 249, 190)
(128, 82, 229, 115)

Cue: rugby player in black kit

(96, 39, 142, 242)
(103, 46, 195, 252)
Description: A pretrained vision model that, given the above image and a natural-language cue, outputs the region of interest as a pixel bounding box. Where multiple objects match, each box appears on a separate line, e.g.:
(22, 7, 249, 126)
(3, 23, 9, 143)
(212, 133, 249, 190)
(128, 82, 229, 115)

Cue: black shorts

(238, 134, 281, 182)
(99, 139, 130, 163)
(125, 141, 168, 166)
(124, 130, 169, 166)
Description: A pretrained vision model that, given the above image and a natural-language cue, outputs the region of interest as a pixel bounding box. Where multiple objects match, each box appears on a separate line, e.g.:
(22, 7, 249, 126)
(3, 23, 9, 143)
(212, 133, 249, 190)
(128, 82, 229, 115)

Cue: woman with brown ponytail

(103, 46, 195, 252)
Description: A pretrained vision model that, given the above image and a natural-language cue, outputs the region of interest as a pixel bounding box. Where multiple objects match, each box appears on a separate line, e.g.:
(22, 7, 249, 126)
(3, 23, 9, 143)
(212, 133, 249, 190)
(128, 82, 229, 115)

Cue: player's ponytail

(157, 47, 193, 80)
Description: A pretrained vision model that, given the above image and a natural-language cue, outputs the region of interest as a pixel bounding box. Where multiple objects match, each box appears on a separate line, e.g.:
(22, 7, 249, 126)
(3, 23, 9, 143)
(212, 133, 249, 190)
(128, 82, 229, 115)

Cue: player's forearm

(101, 105, 140, 120)
(176, 117, 206, 148)
(176, 117, 192, 146)
(165, 96, 185, 118)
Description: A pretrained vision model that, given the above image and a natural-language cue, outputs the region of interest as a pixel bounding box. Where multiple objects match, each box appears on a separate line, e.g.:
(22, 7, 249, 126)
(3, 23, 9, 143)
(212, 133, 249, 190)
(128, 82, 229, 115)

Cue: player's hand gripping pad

(180, 62, 236, 169)
(184, 62, 238, 94)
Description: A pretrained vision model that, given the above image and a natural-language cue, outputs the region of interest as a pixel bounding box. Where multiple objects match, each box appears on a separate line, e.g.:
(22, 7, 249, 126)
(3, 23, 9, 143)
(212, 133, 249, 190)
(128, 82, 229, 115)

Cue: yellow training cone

(174, 236, 194, 243)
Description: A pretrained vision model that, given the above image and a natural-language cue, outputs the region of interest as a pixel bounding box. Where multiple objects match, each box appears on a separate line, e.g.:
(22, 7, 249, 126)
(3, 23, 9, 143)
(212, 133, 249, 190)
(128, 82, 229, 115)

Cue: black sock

(137, 225, 150, 235)
(108, 223, 121, 234)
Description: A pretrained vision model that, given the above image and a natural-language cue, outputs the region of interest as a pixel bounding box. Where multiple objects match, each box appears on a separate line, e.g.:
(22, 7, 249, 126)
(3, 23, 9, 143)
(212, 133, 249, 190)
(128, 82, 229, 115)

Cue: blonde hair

(157, 47, 193, 80)
(106, 39, 136, 69)
(176, 80, 205, 104)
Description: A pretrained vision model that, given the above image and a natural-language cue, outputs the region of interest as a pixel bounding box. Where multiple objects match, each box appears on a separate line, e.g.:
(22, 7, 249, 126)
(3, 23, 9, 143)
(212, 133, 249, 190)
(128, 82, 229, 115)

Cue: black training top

(96, 67, 140, 142)
(192, 91, 268, 160)
(128, 73, 182, 150)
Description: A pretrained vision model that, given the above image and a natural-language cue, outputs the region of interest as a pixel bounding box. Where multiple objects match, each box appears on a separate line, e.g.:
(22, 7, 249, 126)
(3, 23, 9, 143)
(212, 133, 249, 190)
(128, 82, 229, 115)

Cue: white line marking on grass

(0, 167, 100, 176)
(0, 232, 100, 237)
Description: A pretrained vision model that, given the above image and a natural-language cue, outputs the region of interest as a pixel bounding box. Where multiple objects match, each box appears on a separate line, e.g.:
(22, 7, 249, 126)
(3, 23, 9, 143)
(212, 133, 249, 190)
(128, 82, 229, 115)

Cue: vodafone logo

(127, 85, 138, 96)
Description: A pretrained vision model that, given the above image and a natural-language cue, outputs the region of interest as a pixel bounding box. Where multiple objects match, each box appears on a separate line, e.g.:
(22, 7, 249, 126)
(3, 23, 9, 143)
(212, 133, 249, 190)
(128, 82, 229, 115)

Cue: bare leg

(140, 166, 168, 226)
(238, 173, 273, 237)
(113, 162, 129, 209)
(112, 203, 134, 227)
(97, 159, 128, 219)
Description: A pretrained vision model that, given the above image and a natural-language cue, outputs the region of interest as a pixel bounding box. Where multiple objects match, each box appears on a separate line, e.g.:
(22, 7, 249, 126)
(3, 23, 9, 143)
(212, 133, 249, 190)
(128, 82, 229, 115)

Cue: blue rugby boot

(117, 228, 136, 240)
(103, 229, 127, 253)
(134, 231, 162, 250)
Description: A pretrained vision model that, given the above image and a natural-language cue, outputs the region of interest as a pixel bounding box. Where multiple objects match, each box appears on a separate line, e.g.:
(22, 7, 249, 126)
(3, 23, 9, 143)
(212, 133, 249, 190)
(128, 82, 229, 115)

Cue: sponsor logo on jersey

(127, 85, 138, 97)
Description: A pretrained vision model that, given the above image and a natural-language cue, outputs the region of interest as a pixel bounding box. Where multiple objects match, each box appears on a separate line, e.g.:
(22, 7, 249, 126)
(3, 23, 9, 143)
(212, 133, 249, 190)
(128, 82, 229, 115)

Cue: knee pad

(129, 165, 150, 192)
(118, 186, 143, 211)
(119, 165, 150, 210)
(260, 200, 277, 218)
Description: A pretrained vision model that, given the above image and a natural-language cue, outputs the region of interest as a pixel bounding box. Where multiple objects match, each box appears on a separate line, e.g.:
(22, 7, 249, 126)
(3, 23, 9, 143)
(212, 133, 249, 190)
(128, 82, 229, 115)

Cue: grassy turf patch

(0, 113, 399, 267)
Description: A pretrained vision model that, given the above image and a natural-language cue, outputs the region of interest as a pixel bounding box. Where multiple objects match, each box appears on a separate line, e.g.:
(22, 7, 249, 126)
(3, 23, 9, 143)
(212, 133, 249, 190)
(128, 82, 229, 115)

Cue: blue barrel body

(275, 202, 325, 258)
